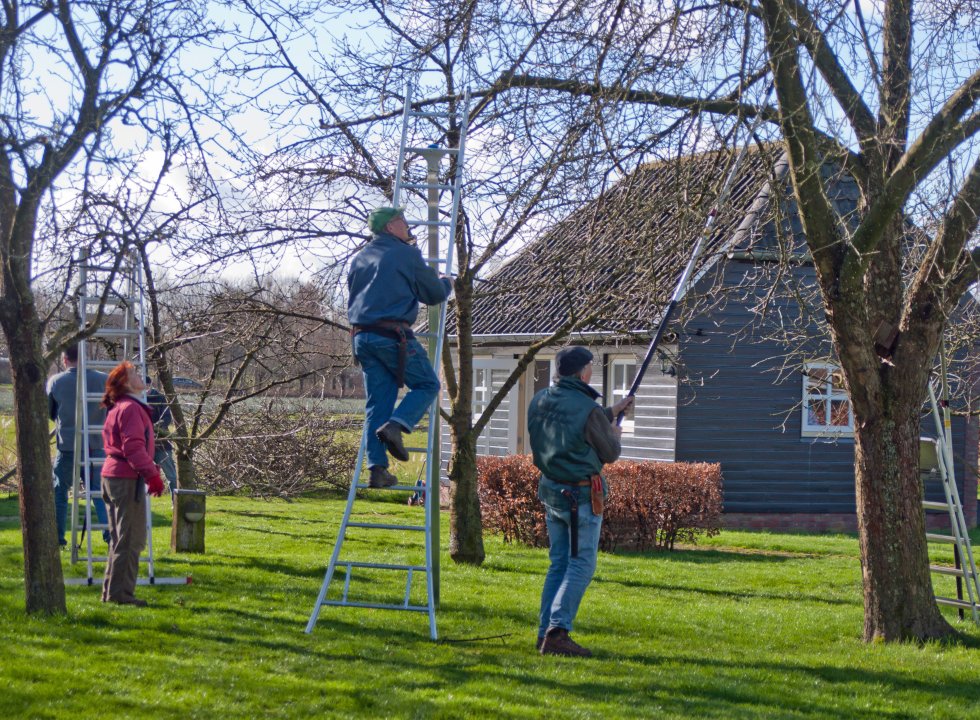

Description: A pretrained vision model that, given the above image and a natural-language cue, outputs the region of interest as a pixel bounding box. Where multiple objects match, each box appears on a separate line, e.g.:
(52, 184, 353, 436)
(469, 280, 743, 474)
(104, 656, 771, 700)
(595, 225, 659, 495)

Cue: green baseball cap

(368, 206, 405, 234)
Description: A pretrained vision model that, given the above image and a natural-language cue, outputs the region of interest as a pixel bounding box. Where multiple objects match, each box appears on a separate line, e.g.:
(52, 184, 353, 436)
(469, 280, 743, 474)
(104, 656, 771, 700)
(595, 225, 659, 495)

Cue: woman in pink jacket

(101, 361, 165, 606)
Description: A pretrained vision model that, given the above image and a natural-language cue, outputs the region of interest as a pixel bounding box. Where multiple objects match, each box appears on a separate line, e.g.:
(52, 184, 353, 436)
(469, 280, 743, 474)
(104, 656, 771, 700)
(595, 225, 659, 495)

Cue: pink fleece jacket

(101, 395, 161, 483)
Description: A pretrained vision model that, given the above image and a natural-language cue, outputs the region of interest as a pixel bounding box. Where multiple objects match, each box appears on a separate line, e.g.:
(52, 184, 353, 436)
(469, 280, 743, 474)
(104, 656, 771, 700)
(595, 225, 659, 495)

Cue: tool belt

(351, 320, 415, 388)
(557, 474, 604, 558)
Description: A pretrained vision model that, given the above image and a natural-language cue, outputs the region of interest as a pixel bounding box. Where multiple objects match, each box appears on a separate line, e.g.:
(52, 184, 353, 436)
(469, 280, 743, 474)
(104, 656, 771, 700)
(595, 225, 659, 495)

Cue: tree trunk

(7, 319, 66, 614)
(171, 448, 205, 552)
(447, 425, 485, 565)
(853, 398, 954, 641)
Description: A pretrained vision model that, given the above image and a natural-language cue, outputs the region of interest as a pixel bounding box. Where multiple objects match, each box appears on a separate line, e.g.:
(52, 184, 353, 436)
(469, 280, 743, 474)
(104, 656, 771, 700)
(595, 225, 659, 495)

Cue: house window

(473, 367, 489, 421)
(532, 358, 554, 395)
(802, 362, 853, 437)
(608, 358, 637, 435)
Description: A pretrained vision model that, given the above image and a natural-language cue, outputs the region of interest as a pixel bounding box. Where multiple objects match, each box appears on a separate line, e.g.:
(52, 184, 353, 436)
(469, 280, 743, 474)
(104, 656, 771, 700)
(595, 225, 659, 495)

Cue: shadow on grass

(609, 546, 806, 564)
(607, 574, 859, 607)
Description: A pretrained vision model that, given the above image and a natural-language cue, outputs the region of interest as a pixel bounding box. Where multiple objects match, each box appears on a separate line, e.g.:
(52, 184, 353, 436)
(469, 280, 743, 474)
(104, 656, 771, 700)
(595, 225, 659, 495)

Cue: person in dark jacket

(528, 346, 633, 657)
(100, 362, 165, 606)
(145, 376, 177, 493)
(347, 206, 452, 488)
(46, 344, 109, 546)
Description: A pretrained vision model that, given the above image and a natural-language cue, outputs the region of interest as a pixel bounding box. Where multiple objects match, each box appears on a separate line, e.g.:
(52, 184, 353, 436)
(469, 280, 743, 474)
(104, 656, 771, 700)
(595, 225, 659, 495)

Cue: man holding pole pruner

(528, 346, 633, 657)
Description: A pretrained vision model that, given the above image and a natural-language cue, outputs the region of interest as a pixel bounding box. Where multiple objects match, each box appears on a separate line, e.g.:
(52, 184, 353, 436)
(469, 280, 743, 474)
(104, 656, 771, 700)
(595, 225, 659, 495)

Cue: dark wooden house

(445, 147, 979, 530)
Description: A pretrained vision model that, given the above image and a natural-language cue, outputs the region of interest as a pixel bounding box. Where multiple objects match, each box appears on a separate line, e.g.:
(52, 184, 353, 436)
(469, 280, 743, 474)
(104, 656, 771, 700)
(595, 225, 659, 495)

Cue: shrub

(478, 455, 722, 551)
(194, 400, 359, 498)
(603, 460, 723, 550)
(477, 454, 549, 548)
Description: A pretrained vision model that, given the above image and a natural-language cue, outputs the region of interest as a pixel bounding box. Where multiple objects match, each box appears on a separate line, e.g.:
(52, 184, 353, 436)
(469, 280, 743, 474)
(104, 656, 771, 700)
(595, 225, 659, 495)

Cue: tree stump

(171, 489, 206, 553)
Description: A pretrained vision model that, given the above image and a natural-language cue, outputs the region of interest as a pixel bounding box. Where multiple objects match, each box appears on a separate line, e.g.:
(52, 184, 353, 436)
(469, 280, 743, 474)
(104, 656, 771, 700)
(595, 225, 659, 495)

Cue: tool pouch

(590, 474, 604, 516)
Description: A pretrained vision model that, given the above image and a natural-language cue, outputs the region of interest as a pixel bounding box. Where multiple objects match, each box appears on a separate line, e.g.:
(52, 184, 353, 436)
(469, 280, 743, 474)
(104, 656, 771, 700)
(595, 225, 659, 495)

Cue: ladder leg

(306, 431, 367, 633)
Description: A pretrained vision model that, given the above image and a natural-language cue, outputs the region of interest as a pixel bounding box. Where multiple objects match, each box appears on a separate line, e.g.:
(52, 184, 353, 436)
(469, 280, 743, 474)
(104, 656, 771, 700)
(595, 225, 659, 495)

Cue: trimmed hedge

(478, 455, 722, 551)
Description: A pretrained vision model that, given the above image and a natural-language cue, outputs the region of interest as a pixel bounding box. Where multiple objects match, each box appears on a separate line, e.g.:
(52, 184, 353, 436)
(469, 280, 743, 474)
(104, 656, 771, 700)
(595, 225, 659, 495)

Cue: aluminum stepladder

(921, 383, 980, 623)
(66, 249, 188, 588)
(306, 85, 470, 640)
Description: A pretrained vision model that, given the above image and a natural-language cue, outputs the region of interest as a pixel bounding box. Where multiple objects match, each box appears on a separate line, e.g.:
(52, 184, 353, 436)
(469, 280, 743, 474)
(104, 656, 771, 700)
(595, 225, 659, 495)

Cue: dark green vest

(528, 376, 603, 482)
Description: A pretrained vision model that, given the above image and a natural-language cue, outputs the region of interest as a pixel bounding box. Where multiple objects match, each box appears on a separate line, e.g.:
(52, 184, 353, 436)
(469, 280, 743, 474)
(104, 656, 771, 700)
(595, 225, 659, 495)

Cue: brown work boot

(368, 466, 398, 488)
(376, 421, 410, 462)
(536, 635, 545, 652)
(540, 627, 592, 657)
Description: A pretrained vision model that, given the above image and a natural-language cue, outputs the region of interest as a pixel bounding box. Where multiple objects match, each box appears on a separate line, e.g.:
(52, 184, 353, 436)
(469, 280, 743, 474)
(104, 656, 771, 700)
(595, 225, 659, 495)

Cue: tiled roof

(456, 145, 787, 336)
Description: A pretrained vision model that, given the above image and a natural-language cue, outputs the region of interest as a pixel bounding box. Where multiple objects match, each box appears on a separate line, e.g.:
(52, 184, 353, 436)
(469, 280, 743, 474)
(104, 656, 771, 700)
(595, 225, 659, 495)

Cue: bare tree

(232, 0, 715, 565)
(484, 0, 980, 642)
(0, 1, 218, 614)
(140, 255, 351, 550)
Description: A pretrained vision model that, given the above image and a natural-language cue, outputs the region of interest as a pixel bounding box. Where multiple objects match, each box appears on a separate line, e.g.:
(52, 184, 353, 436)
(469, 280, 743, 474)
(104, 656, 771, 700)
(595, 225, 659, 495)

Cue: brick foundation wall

(724, 510, 977, 533)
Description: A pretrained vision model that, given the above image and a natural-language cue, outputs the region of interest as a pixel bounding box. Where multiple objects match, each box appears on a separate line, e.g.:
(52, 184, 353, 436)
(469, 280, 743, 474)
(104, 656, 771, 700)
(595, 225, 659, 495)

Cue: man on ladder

(347, 206, 453, 488)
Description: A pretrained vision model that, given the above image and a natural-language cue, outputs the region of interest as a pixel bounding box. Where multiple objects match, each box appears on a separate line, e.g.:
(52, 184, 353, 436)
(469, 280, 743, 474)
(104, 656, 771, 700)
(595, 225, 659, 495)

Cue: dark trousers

(101, 477, 147, 602)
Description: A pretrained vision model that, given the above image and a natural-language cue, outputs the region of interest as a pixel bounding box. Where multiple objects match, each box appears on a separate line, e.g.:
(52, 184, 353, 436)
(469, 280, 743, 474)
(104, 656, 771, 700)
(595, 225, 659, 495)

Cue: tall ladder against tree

(306, 85, 470, 640)
(922, 382, 980, 623)
(66, 250, 186, 588)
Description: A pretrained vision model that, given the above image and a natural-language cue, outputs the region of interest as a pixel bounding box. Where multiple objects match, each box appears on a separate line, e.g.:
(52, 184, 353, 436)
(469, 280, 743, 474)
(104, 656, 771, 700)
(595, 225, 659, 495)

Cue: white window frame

(608, 357, 637, 435)
(473, 366, 490, 423)
(801, 361, 854, 438)
(471, 358, 519, 455)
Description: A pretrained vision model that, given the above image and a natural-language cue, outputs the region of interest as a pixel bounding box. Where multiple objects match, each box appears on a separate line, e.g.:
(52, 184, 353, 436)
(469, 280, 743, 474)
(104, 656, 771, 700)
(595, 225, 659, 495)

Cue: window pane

(533, 360, 550, 394)
(830, 400, 850, 426)
(807, 400, 827, 426)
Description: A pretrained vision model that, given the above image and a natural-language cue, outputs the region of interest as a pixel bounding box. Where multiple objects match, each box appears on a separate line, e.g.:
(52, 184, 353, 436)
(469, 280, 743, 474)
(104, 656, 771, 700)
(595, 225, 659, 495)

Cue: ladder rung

(340, 561, 427, 572)
(406, 111, 452, 119)
(922, 501, 950, 511)
(406, 219, 451, 227)
(355, 483, 425, 492)
(347, 522, 425, 532)
(930, 564, 971, 577)
(81, 295, 139, 306)
(91, 328, 141, 338)
(414, 332, 436, 340)
(423, 257, 449, 264)
(403, 446, 428, 453)
(79, 263, 131, 272)
(84, 361, 124, 370)
(400, 182, 455, 192)
(405, 146, 459, 155)
(926, 533, 958, 544)
(936, 596, 977, 610)
(317, 599, 429, 613)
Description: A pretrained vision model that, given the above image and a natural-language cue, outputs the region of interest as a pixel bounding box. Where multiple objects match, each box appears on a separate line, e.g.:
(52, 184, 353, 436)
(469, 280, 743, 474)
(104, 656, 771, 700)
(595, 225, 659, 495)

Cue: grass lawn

(2, 490, 980, 719)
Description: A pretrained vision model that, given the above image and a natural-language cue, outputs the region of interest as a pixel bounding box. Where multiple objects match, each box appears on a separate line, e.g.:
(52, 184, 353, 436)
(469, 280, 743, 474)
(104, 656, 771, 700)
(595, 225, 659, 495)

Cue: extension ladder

(66, 249, 187, 587)
(922, 383, 980, 623)
(306, 85, 470, 640)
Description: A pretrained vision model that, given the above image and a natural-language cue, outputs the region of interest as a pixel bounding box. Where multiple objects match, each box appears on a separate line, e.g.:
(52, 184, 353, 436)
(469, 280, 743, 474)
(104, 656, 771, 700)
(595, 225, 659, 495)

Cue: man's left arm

(584, 408, 622, 465)
(409, 249, 453, 305)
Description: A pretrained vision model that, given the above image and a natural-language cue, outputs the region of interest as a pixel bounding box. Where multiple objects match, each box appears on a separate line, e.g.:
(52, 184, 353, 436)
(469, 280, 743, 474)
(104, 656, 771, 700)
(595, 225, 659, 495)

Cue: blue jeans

(53, 450, 109, 546)
(354, 332, 440, 469)
(155, 446, 178, 493)
(537, 478, 603, 637)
